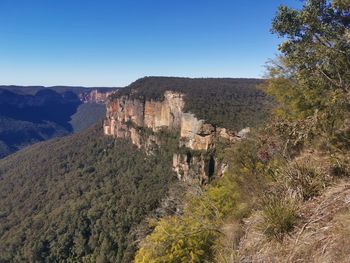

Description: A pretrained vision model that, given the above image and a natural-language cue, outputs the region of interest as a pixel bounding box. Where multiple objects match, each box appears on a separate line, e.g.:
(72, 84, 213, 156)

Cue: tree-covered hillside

(0, 125, 179, 262)
(1, 1, 349, 262)
(114, 77, 273, 130)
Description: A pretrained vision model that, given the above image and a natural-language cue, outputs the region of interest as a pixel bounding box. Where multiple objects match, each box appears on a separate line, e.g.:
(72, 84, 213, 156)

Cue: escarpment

(104, 91, 184, 137)
(104, 90, 246, 183)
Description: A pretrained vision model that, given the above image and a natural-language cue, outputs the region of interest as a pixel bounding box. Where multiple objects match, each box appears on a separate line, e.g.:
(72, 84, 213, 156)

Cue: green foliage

(266, 0, 350, 139)
(135, 215, 218, 263)
(134, 179, 239, 262)
(0, 126, 177, 262)
(2, 1, 349, 262)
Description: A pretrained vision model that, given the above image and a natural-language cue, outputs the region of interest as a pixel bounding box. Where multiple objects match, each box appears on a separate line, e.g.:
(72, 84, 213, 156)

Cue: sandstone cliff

(104, 90, 244, 183)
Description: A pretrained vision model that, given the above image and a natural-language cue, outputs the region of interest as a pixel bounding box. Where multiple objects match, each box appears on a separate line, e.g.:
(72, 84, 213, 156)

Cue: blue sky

(0, 0, 301, 87)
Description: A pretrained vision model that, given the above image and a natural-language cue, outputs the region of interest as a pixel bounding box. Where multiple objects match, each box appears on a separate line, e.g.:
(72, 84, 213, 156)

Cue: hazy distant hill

(0, 85, 114, 96)
(70, 103, 106, 132)
(0, 86, 116, 158)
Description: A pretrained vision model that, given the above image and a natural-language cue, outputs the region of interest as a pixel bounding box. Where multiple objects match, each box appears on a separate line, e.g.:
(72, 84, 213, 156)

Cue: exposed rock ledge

(103, 90, 247, 182)
(104, 91, 242, 150)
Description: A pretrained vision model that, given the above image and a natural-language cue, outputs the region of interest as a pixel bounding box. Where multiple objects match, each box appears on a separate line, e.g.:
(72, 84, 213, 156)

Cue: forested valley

(0, 0, 349, 262)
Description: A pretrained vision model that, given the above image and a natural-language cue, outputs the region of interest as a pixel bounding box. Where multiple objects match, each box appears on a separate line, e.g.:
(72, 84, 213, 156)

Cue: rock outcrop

(104, 91, 184, 135)
(104, 90, 245, 183)
(172, 153, 207, 184)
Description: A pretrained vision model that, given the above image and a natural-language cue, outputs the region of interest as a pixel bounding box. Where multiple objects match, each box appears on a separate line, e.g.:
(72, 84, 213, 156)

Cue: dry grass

(237, 179, 350, 263)
(213, 149, 350, 263)
(214, 220, 244, 263)
(281, 161, 329, 201)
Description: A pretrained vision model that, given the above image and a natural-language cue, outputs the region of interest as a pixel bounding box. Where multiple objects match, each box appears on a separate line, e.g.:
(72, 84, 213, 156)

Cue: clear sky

(0, 0, 301, 87)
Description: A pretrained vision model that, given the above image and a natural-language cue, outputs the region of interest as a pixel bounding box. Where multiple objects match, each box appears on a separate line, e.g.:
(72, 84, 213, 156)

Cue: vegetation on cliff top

(112, 77, 273, 131)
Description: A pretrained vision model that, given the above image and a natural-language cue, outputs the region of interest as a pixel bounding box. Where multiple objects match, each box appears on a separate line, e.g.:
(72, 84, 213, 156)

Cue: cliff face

(104, 90, 242, 182)
(104, 91, 184, 135)
(104, 91, 239, 150)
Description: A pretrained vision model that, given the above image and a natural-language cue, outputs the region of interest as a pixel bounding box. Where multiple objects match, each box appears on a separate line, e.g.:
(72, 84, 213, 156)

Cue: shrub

(134, 216, 218, 263)
(261, 195, 297, 240)
(293, 163, 327, 200)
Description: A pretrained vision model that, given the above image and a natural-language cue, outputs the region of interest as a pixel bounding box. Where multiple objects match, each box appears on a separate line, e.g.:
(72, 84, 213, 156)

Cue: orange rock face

(104, 90, 240, 151)
(103, 90, 245, 183)
(180, 114, 216, 150)
(143, 91, 184, 130)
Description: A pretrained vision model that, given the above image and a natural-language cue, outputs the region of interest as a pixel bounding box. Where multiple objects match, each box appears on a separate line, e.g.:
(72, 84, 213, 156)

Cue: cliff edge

(103, 89, 248, 183)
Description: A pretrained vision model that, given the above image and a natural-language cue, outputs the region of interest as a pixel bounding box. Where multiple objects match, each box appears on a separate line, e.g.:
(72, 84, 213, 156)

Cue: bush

(135, 215, 218, 263)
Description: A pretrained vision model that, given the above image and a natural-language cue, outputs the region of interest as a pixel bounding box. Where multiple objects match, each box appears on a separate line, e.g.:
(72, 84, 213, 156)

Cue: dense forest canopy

(113, 77, 273, 131)
(267, 0, 350, 124)
(0, 125, 180, 262)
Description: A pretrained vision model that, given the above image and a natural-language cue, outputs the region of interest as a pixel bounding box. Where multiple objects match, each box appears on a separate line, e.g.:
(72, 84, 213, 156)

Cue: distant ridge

(0, 85, 118, 95)
(0, 86, 117, 158)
